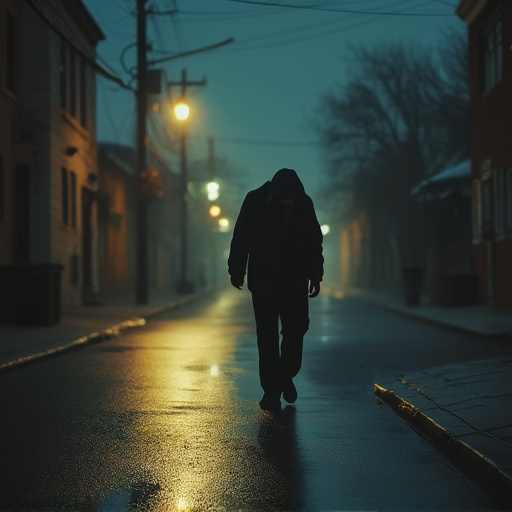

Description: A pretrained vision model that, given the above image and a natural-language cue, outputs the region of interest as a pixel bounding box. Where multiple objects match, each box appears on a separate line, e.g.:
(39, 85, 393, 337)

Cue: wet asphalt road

(1, 289, 511, 511)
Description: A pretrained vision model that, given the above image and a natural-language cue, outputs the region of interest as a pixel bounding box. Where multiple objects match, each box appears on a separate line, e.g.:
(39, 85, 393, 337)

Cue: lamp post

(175, 100, 194, 294)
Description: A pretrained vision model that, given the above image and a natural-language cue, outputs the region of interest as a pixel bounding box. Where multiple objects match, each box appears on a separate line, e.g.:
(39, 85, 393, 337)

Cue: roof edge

(456, 0, 488, 24)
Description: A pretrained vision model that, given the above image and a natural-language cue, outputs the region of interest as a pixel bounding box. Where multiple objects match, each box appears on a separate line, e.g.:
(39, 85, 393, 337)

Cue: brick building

(458, 0, 512, 309)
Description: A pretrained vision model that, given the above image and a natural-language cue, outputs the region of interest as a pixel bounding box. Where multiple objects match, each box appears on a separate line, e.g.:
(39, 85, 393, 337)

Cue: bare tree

(315, 33, 469, 279)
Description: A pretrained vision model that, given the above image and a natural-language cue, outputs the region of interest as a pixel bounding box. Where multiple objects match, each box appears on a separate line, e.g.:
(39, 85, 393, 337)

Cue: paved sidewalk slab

(0, 291, 206, 372)
(376, 357, 512, 509)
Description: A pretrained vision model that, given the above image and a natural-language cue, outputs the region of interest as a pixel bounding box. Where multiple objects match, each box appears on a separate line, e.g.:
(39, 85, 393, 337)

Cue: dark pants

(251, 285, 309, 394)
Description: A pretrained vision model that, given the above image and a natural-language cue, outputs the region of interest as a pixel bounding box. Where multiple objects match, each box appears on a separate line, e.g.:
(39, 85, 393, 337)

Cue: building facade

(98, 143, 182, 300)
(458, 0, 512, 309)
(0, 0, 105, 313)
(0, 0, 23, 267)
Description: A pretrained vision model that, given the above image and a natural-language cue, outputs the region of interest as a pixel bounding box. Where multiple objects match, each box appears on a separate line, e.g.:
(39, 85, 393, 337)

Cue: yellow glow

(210, 363, 220, 377)
(218, 218, 230, 232)
(151, 102, 160, 113)
(209, 205, 221, 218)
(174, 102, 190, 121)
(177, 497, 190, 510)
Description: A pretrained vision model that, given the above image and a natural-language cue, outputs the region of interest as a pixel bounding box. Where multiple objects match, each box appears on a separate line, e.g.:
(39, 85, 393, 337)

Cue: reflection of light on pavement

(127, 298, 249, 510)
(177, 496, 190, 510)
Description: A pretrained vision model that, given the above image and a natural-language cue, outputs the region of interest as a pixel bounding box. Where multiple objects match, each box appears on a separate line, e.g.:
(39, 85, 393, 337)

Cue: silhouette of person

(228, 168, 324, 411)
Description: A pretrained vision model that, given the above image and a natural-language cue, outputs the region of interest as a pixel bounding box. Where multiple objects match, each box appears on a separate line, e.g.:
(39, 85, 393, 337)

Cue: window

(0, 156, 4, 223)
(62, 167, 69, 225)
(70, 171, 77, 228)
(79, 59, 87, 127)
(483, 19, 503, 92)
(5, 10, 17, 93)
(69, 51, 76, 117)
(59, 40, 67, 109)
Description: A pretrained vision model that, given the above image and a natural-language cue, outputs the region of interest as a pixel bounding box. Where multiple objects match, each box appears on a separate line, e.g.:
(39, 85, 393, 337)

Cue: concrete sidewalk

(0, 289, 208, 373)
(323, 286, 512, 508)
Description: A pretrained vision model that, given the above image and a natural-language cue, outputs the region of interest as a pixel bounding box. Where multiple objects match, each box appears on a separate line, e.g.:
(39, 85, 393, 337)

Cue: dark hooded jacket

(228, 168, 324, 294)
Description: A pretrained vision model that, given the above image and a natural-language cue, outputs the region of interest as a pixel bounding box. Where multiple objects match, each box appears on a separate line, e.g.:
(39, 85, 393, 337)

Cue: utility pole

(168, 69, 206, 294)
(136, 0, 148, 304)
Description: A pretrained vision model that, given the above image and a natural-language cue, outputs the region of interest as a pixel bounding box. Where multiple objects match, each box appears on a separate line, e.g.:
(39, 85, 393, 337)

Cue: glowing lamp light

(209, 205, 221, 218)
(218, 218, 230, 232)
(207, 181, 219, 201)
(174, 102, 189, 121)
(207, 182, 219, 193)
(321, 224, 330, 235)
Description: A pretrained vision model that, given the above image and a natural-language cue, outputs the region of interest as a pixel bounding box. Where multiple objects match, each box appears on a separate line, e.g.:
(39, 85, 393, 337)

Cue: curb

(375, 383, 512, 509)
(0, 292, 206, 376)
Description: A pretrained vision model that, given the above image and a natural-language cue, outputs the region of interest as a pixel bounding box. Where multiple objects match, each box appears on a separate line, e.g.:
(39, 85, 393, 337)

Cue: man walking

(228, 168, 324, 412)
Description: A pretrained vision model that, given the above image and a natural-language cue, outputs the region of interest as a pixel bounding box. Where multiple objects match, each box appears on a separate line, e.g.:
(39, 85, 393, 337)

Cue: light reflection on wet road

(0, 289, 504, 511)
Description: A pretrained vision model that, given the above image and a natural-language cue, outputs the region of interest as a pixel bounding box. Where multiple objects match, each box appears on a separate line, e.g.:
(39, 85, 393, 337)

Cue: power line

(27, 0, 132, 91)
(228, 0, 453, 16)
(212, 136, 320, 147)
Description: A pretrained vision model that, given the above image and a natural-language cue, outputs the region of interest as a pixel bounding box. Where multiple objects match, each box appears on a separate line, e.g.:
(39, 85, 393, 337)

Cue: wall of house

(19, 1, 102, 306)
(20, 2, 52, 266)
(467, 0, 512, 308)
(0, 1, 21, 265)
(98, 164, 134, 295)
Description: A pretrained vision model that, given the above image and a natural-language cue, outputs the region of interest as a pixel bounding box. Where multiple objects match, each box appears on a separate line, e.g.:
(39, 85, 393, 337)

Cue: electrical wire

(218, 1, 403, 52)
(27, 0, 132, 90)
(198, 136, 320, 147)
(228, 0, 453, 16)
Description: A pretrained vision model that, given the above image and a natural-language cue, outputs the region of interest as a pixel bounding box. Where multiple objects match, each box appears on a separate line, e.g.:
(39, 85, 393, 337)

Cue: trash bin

(0, 264, 63, 325)
(402, 267, 424, 306)
(27, 264, 63, 325)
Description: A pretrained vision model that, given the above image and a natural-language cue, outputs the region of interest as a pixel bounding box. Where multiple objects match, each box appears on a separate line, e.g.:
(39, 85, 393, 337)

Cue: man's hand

(308, 280, 320, 298)
(230, 275, 244, 290)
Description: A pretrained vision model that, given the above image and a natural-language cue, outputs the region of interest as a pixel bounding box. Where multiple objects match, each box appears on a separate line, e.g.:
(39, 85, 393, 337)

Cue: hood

(269, 168, 306, 202)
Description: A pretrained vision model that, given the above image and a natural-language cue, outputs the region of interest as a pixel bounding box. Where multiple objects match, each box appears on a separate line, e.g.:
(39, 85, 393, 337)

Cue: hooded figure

(228, 168, 324, 412)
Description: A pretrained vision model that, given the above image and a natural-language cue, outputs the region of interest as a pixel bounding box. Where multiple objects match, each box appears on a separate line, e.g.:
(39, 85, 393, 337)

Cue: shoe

(259, 392, 281, 412)
(282, 379, 297, 404)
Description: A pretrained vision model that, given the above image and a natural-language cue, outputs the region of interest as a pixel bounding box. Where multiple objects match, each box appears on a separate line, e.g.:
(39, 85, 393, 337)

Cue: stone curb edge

(0, 292, 205, 376)
(374, 383, 512, 509)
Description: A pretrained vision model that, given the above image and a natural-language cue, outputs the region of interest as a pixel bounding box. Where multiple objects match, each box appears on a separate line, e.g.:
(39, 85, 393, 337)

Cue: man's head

(269, 168, 305, 204)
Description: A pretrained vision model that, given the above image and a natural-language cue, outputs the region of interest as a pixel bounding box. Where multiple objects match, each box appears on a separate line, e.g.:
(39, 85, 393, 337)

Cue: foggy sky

(83, 0, 462, 202)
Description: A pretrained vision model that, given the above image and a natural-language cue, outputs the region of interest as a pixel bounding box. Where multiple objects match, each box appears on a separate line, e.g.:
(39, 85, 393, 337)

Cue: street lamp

(174, 102, 189, 121)
(218, 218, 230, 233)
(209, 204, 221, 218)
(175, 100, 194, 294)
(207, 181, 219, 201)
(321, 224, 330, 236)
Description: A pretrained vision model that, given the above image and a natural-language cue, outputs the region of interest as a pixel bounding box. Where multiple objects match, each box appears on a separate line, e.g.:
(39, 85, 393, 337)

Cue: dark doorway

(15, 164, 31, 264)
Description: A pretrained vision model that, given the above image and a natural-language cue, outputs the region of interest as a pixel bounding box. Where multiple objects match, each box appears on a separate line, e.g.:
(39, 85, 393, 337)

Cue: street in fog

(1, 290, 511, 511)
